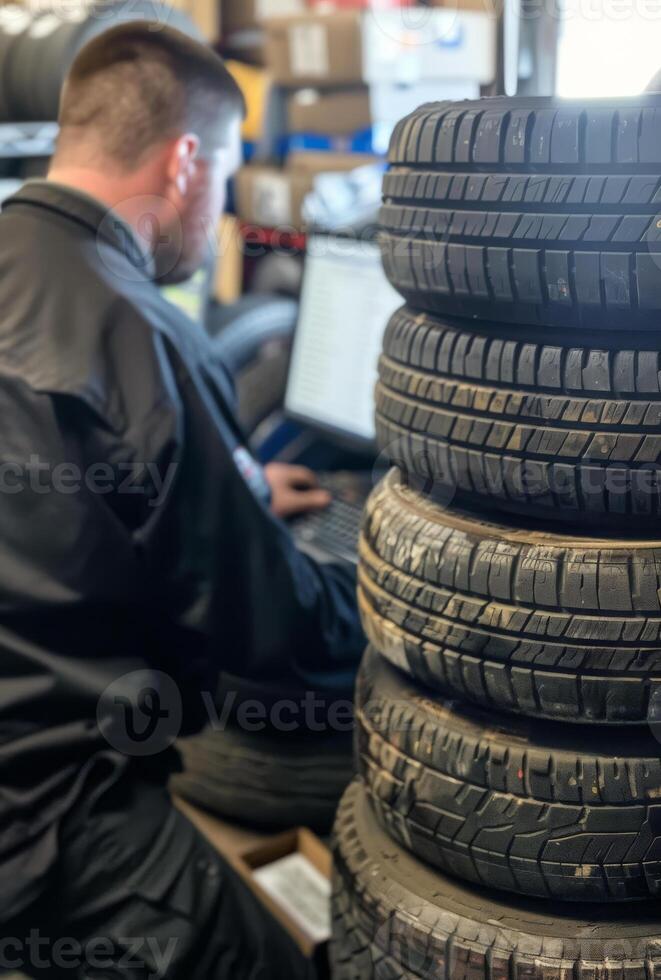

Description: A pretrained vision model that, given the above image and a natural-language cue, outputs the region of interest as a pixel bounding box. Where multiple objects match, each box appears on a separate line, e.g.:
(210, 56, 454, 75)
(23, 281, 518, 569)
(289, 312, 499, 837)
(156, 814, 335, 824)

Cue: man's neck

(46, 164, 166, 243)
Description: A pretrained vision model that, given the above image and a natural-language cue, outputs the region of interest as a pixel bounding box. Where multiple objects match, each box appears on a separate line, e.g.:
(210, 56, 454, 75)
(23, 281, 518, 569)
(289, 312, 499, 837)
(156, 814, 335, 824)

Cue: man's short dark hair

(58, 21, 245, 167)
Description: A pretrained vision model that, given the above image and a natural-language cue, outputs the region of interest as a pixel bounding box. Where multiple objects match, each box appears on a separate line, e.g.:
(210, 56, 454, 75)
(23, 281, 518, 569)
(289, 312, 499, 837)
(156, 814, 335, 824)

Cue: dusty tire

(376, 307, 661, 526)
(331, 898, 415, 980)
(381, 96, 661, 332)
(356, 646, 661, 902)
(359, 469, 661, 725)
(332, 780, 661, 980)
(171, 725, 353, 834)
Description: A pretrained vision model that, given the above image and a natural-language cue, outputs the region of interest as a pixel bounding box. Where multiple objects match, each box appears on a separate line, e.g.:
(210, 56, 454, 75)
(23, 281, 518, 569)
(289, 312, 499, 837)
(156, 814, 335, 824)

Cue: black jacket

(0, 182, 363, 918)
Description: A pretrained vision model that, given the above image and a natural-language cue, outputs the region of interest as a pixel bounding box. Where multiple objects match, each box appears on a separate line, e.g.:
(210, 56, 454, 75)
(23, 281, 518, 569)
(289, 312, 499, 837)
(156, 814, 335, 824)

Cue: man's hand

(265, 463, 332, 519)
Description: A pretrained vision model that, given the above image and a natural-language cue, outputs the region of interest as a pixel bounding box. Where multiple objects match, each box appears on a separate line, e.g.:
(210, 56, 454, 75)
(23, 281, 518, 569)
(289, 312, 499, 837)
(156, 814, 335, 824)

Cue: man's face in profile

(157, 117, 242, 285)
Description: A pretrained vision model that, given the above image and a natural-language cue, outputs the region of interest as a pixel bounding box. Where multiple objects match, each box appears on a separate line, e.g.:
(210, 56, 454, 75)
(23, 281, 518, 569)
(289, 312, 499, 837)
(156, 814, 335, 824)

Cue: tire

(0, 5, 28, 121)
(207, 295, 298, 373)
(234, 341, 292, 435)
(207, 295, 297, 433)
(356, 646, 661, 902)
(332, 780, 661, 980)
(381, 96, 661, 332)
(376, 306, 661, 526)
(250, 253, 304, 298)
(171, 724, 354, 834)
(331, 898, 415, 980)
(4, 3, 200, 122)
(359, 469, 661, 725)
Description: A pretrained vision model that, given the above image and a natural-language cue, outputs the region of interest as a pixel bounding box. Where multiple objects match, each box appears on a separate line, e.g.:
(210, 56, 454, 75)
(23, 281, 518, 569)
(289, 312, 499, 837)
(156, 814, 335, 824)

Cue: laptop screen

(285, 236, 402, 446)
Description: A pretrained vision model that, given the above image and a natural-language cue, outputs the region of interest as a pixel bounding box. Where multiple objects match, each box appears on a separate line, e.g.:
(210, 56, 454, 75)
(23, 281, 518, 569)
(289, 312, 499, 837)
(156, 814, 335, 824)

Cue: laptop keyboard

(293, 473, 371, 563)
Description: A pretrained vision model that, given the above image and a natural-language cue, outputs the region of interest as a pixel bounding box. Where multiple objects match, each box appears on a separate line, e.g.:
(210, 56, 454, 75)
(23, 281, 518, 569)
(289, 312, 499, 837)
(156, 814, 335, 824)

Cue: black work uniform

(0, 182, 363, 978)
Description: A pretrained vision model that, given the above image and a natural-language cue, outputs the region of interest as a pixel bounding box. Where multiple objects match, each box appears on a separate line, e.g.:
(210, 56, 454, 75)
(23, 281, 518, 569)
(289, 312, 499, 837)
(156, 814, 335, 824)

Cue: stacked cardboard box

(234, 149, 378, 228)
(223, 0, 309, 34)
(230, 3, 498, 232)
(170, 0, 222, 42)
(286, 87, 372, 137)
(265, 8, 496, 85)
(221, 0, 309, 64)
(266, 8, 496, 153)
(234, 149, 379, 227)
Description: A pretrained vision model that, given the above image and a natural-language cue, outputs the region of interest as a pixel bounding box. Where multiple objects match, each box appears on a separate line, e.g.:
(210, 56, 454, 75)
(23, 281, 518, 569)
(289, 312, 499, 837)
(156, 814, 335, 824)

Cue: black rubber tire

(359, 469, 661, 725)
(4, 10, 57, 122)
(376, 306, 661, 526)
(356, 646, 661, 902)
(332, 780, 661, 980)
(234, 341, 292, 435)
(4, 3, 200, 122)
(207, 294, 297, 433)
(171, 725, 354, 834)
(207, 295, 298, 373)
(331, 897, 415, 980)
(0, 5, 27, 121)
(381, 96, 661, 332)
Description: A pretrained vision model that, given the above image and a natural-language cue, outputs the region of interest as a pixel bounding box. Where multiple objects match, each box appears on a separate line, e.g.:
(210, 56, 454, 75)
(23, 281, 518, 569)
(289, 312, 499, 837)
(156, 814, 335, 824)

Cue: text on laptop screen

(285, 237, 402, 443)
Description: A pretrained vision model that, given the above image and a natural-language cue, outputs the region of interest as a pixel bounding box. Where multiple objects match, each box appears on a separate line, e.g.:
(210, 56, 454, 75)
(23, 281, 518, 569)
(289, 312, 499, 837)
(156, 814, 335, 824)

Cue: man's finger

(286, 466, 320, 489)
(298, 489, 332, 510)
(279, 488, 332, 518)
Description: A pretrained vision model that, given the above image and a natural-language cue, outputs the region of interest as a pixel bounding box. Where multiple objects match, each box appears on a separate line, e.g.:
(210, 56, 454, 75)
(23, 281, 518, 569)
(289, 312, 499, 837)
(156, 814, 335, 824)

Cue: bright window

(556, 0, 661, 96)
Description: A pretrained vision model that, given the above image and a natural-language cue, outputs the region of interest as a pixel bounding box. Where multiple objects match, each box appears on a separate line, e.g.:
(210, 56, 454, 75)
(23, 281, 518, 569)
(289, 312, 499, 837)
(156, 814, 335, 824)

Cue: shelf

(0, 122, 59, 158)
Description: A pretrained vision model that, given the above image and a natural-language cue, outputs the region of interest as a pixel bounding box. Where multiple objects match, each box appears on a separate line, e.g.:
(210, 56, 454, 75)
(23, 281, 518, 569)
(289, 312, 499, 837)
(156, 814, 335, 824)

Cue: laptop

(286, 234, 402, 564)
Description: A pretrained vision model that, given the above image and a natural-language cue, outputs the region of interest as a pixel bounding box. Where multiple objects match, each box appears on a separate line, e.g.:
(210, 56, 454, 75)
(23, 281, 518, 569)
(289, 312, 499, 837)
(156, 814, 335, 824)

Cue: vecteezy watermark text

(203, 689, 355, 735)
(0, 456, 178, 507)
(0, 931, 177, 979)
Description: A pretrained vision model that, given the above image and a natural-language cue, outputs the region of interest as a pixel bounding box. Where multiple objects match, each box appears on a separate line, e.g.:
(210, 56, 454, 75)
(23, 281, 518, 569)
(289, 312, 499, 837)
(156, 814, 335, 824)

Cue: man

(0, 21, 363, 979)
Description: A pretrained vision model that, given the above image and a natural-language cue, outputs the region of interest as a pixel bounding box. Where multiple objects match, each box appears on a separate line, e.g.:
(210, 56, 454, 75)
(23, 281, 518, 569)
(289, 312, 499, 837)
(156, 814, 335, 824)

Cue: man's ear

(167, 134, 201, 197)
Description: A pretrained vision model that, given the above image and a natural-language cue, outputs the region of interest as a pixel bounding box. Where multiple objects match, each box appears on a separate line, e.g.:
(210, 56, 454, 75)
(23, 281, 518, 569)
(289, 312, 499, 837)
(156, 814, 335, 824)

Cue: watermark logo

(97, 195, 183, 283)
(97, 670, 183, 756)
(367, 0, 465, 50)
(0, 931, 177, 979)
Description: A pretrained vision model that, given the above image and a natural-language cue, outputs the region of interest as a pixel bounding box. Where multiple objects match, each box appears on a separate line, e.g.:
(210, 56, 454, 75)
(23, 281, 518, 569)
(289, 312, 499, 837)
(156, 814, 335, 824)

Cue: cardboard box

(266, 9, 496, 87)
(235, 150, 378, 228)
(288, 148, 377, 172)
(286, 80, 481, 144)
(309, 0, 405, 6)
(287, 87, 372, 135)
(236, 830, 332, 963)
(235, 165, 311, 228)
(266, 11, 363, 85)
(363, 8, 497, 85)
(222, 0, 307, 34)
(175, 798, 332, 972)
(169, 0, 221, 42)
(427, 0, 500, 12)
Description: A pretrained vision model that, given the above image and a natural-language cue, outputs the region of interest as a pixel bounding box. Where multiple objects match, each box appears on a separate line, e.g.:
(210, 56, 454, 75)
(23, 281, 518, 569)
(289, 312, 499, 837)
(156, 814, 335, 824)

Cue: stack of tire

(332, 95, 661, 979)
(0, 1, 200, 123)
